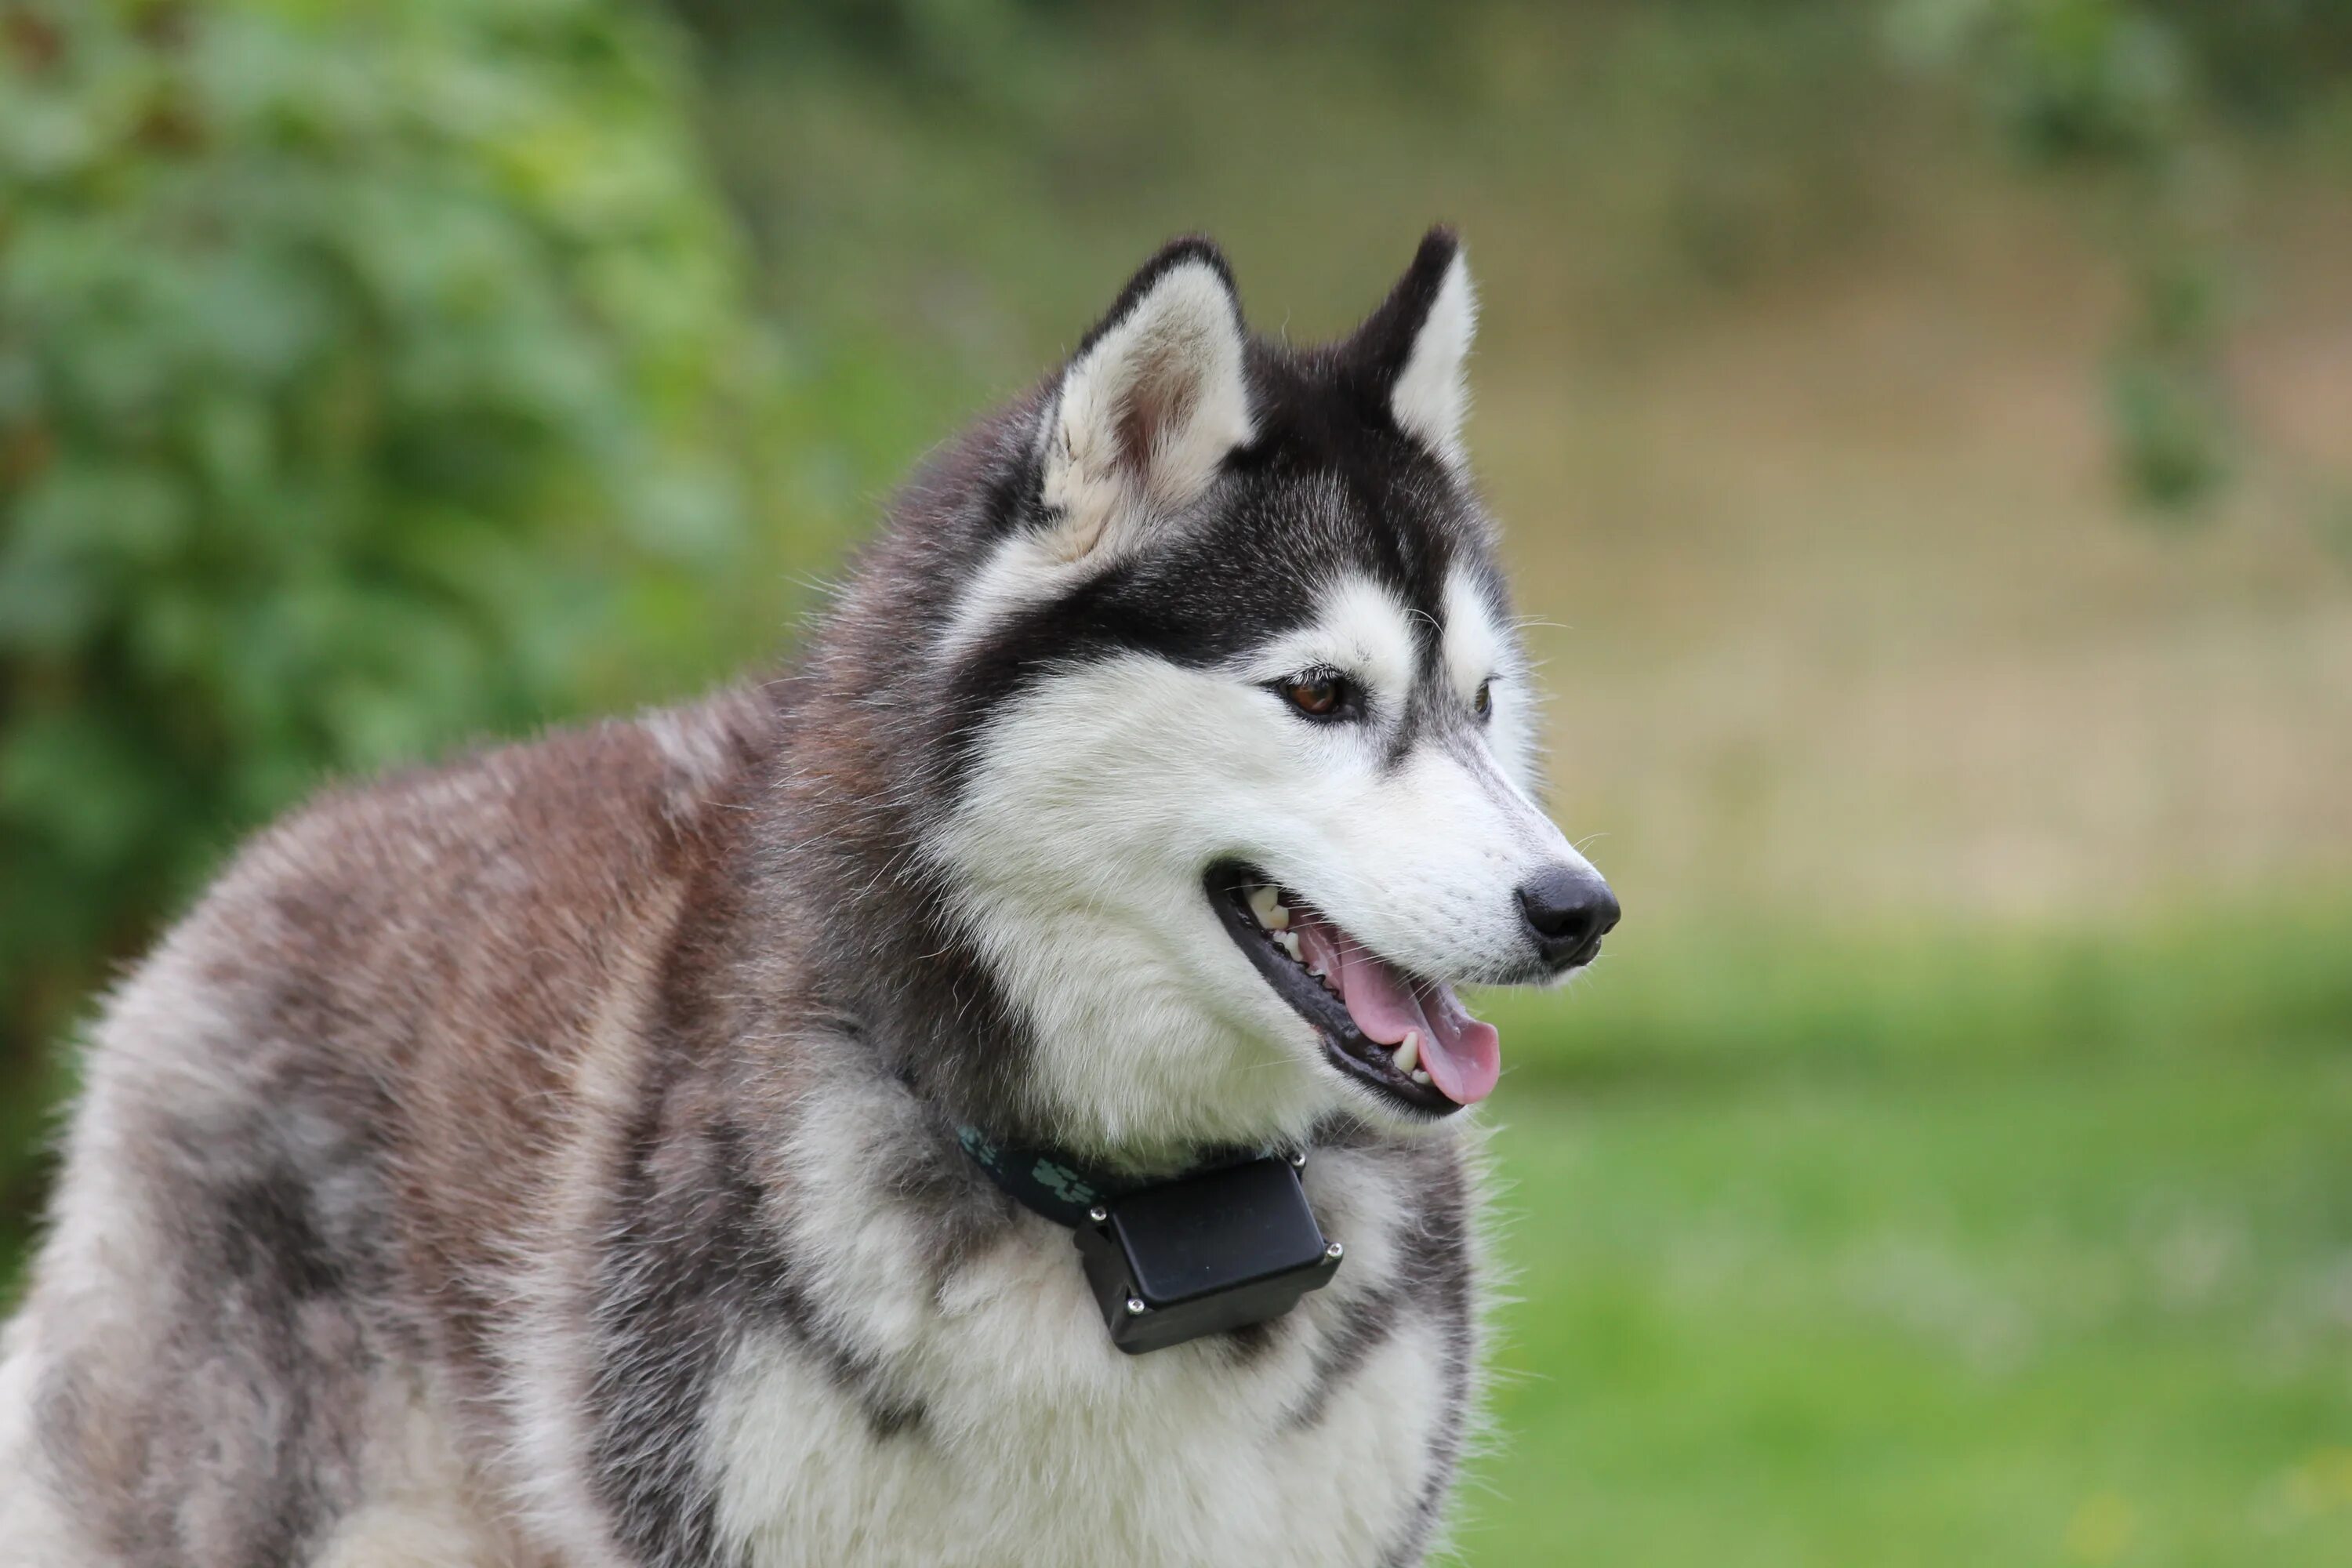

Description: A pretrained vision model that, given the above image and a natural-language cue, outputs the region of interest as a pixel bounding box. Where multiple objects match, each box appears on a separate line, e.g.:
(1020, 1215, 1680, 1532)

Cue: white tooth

(1247, 884, 1281, 927)
(1274, 931, 1301, 961)
(1308, 959, 1327, 980)
(1265, 903, 1289, 930)
(1392, 1032, 1420, 1075)
(1411, 1069, 1432, 1085)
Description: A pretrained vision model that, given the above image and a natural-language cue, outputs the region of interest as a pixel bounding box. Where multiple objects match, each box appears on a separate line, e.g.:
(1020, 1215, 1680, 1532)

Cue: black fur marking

(588, 1077, 938, 1564)
(1344, 225, 1463, 398)
(1381, 1463, 1461, 1568)
(843, 905, 1051, 1163)
(586, 1079, 741, 1567)
(1387, 1160, 1477, 1566)
(1284, 1287, 1406, 1431)
(1222, 1316, 1281, 1363)
(754, 1249, 931, 1445)
(76, 1149, 382, 1568)
(586, 956, 964, 1565)
(216, 1167, 347, 1301)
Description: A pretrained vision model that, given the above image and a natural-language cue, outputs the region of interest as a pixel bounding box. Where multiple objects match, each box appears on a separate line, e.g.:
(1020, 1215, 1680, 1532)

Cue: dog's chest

(702, 1155, 1469, 1568)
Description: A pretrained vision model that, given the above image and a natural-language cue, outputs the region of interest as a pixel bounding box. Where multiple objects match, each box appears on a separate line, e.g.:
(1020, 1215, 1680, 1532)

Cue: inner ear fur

(1038, 238, 1254, 561)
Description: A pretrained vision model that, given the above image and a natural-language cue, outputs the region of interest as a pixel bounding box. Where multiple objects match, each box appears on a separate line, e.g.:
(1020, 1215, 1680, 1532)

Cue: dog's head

(916, 230, 1614, 1156)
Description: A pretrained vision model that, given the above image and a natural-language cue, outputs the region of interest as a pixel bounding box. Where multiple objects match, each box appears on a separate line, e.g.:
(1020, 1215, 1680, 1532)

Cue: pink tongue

(1293, 914, 1501, 1105)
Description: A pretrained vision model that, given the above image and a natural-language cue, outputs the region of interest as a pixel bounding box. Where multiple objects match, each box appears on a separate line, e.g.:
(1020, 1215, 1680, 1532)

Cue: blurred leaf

(1882, 0, 2339, 522)
(0, 0, 801, 1211)
(2106, 350, 2228, 517)
(2315, 489, 2352, 569)
(0, 707, 169, 869)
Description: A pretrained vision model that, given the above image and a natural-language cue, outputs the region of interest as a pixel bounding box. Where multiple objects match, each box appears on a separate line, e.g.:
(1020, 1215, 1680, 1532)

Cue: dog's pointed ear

(1352, 226, 1478, 472)
(1036, 238, 1254, 562)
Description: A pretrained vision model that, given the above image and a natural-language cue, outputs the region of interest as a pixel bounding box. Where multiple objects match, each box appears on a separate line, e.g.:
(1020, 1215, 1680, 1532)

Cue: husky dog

(0, 229, 1616, 1567)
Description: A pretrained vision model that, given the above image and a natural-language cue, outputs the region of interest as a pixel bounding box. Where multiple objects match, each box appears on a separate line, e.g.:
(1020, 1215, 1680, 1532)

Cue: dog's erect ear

(1037, 238, 1254, 561)
(1350, 226, 1478, 471)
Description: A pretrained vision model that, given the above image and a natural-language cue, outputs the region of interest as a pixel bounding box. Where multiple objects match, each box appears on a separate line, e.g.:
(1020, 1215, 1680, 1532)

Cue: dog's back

(1, 692, 771, 1566)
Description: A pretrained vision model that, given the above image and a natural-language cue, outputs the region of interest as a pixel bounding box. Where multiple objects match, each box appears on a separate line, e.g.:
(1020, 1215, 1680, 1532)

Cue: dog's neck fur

(713, 401, 1276, 1173)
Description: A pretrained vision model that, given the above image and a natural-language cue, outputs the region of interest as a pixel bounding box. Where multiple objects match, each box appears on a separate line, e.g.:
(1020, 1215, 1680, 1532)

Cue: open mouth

(1207, 862, 1501, 1116)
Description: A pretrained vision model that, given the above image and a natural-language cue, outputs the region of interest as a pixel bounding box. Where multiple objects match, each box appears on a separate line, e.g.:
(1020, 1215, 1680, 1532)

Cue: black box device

(1073, 1154, 1344, 1354)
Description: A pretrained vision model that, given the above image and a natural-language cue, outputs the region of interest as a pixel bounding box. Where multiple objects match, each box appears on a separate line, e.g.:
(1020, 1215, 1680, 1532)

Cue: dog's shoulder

(233, 684, 773, 906)
(59, 684, 783, 1332)
(140, 684, 771, 1019)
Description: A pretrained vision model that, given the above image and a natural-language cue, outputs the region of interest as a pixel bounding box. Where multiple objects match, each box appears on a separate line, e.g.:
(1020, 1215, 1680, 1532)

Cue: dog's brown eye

(1474, 679, 1494, 720)
(1278, 670, 1354, 719)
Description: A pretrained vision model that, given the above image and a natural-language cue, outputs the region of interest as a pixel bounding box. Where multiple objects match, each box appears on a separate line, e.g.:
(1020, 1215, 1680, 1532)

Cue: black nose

(1517, 866, 1620, 970)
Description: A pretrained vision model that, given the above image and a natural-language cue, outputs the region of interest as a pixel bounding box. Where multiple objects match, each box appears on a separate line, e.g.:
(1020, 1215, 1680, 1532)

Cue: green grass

(1463, 1029, 2352, 1566)
(1479, 895, 2352, 1084)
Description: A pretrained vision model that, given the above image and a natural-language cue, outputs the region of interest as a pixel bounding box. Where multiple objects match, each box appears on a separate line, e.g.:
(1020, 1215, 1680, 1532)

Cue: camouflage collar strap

(956, 1126, 1277, 1229)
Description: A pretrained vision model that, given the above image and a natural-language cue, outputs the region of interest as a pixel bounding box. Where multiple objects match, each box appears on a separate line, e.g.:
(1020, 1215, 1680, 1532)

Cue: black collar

(956, 1126, 1287, 1228)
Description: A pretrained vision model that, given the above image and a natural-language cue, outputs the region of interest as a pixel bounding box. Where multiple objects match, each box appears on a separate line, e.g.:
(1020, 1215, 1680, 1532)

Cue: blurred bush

(0, 0, 781, 1232)
(678, 0, 2352, 530)
(1893, 0, 2352, 517)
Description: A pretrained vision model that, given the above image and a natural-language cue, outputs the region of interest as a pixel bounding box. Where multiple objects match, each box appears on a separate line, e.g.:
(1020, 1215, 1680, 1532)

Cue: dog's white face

(927, 238, 1615, 1158)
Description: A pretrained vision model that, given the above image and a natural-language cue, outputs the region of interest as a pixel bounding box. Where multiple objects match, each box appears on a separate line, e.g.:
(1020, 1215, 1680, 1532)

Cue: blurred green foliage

(682, 0, 2350, 528)
(1893, 0, 2351, 516)
(0, 0, 788, 1226)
